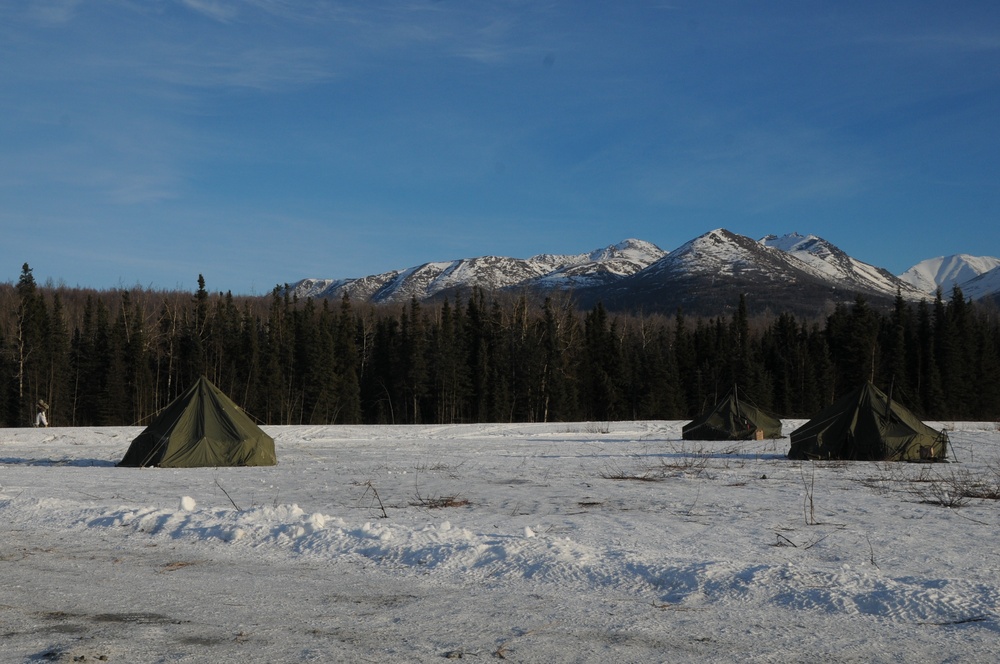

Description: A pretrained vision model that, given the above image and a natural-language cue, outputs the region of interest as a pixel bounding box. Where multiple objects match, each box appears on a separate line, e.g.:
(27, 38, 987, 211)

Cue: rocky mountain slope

(760, 233, 924, 299)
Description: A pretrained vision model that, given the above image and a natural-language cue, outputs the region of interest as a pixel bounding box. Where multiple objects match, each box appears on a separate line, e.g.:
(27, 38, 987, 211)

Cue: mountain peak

(899, 254, 1000, 295)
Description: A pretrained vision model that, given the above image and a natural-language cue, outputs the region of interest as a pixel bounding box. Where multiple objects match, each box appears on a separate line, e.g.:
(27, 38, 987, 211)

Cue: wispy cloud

(25, 0, 84, 25)
(2, 140, 183, 205)
(134, 2, 559, 91)
(179, 0, 239, 23)
(632, 120, 872, 214)
(869, 28, 1000, 54)
(453, 15, 530, 64)
(148, 43, 336, 91)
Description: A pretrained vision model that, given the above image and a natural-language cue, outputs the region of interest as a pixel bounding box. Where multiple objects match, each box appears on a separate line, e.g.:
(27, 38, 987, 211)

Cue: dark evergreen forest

(3, 264, 998, 428)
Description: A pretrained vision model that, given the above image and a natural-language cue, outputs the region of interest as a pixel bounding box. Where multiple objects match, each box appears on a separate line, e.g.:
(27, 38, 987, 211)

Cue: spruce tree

(15, 264, 48, 425)
(582, 303, 622, 421)
(916, 299, 946, 417)
(334, 294, 363, 424)
(401, 297, 429, 423)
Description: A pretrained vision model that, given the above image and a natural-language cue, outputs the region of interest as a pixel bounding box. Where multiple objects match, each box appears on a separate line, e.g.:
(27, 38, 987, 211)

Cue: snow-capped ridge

(761, 232, 924, 299)
(957, 264, 1000, 301)
(288, 239, 667, 303)
(899, 254, 1000, 296)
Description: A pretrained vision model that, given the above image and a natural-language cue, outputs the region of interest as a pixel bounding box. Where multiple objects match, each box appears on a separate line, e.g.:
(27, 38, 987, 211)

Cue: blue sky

(2, 1, 999, 295)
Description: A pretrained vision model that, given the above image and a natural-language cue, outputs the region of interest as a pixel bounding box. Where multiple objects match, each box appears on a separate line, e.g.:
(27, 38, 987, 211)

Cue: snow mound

(0, 494, 985, 626)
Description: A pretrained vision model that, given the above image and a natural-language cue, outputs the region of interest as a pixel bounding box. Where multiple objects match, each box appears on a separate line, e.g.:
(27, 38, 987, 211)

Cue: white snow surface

(960, 266, 1000, 301)
(2, 422, 1000, 662)
(899, 255, 1000, 296)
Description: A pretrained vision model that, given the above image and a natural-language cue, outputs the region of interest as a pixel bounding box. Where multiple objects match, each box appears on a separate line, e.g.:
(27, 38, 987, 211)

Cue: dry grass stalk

(412, 495, 470, 509)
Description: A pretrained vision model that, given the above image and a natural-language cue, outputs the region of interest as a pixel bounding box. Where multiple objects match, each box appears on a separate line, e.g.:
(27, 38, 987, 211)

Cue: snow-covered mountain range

(288, 230, 999, 315)
(290, 239, 666, 304)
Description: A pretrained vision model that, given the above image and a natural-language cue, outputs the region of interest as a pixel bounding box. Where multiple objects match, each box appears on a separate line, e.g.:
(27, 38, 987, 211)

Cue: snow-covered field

(2, 421, 999, 663)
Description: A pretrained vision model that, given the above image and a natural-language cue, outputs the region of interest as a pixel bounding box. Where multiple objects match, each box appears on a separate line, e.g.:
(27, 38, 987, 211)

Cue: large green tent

(682, 387, 783, 441)
(119, 376, 277, 468)
(788, 382, 948, 461)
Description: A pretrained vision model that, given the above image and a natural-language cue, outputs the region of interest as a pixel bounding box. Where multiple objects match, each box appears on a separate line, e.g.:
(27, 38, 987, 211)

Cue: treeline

(2, 263, 998, 428)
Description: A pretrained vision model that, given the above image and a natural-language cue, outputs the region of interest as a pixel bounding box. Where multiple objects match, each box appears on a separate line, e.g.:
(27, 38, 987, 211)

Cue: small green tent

(119, 376, 277, 468)
(682, 387, 783, 441)
(788, 382, 948, 461)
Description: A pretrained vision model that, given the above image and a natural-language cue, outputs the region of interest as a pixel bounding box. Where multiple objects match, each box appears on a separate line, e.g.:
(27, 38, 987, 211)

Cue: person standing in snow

(35, 400, 49, 427)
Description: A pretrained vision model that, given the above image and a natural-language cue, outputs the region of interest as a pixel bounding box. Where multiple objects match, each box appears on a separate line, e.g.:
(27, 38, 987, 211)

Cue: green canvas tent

(682, 387, 783, 441)
(119, 376, 277, 468)
(788, 382, 948, 461)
